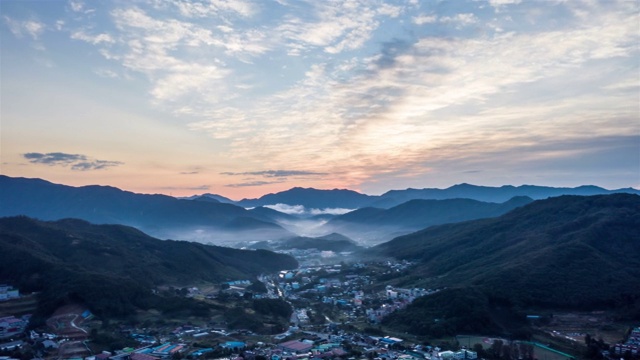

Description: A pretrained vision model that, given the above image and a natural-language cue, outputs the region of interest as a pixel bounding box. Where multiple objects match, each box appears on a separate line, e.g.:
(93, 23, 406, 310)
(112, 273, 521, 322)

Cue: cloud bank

(264, 203, 354, 216)
(23, 152, 123, 171)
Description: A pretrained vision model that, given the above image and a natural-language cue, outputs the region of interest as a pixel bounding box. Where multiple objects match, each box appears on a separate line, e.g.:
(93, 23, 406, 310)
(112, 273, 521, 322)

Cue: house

(279, 340, 313, 354)
(131, 353, 160, 360)
(221, 342, 246, 350)
(439, 351, 455, 359)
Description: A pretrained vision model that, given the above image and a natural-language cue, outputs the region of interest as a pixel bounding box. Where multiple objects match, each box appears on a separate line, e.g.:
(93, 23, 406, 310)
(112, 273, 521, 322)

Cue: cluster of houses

(613, 326, 640, 356)
(275, 263, 440, 326)
(78, 331, 479, 360)
(0, 285, 19, 302)
(365, 286, 439, 324)
(0, 315, 29, 339)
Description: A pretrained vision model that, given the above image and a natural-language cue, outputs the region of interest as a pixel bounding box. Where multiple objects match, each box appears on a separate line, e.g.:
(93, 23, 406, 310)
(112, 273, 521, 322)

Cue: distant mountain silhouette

(3, 175, 638, 246)
(188, 183, 639, 210)
(182, 193, 236, 204)
(237, 187, 369, 209)
(321, 196, 534, 245)
(0, 176, 291, 243)
(373, 183, 640, 207)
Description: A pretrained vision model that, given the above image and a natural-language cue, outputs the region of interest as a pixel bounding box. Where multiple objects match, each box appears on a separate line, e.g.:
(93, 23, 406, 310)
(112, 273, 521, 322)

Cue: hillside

(322, 196, 533, 245)
(369, 194, 639, 337)
(0, 216, 298, 318)
(0, 176, 291, 243)
(373, 194, 640, 337)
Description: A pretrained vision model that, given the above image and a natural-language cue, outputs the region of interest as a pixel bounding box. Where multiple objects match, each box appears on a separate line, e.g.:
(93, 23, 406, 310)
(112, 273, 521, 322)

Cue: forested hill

(371, 193, 640, 309)
(0, 216, 298, 317)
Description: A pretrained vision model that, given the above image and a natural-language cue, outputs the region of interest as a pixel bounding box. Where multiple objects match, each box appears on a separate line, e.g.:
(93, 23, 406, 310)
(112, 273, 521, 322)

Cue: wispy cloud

(23, 152, 123, 171)
(221, 170, 327, 177)
(70, 30, 115, 45)
(4, 16, 45, 40)
(264, 203, 354, 216)
(226, 180, 284, 187)
(276, 1, 404, 55)
(160, 184, 211, 191)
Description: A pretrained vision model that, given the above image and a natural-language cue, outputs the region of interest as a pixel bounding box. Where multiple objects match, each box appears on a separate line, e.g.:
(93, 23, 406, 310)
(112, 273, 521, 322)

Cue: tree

(490, 340, 503, 359)
(501, 344, 511, 360)
(473, 343, 486, 358)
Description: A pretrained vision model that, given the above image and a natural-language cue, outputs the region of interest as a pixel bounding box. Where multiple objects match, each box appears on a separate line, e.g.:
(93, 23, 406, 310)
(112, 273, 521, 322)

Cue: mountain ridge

(0, 216, 298, 318)
(191, 182, 639, 209)
(369, 193, 640, 307)
(0, 175, 293, 244)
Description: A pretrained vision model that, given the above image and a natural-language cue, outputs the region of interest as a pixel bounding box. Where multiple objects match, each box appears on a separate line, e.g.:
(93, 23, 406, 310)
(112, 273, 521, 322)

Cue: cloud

(488, 0, 522, 8)
(263, 203, 354, 216)
(172, 0, 256, 18)
(23, 152, 123, 171)
(375, 38, 414, 69)
(70, 30, 115, 45)
(221, 170, 327, 177)
(225, 180, 283, 187)
(160, 185, 211, 191)
(4, 16, 45, 40)
(439, 13, 478, 26)
(264, 203, 305, 214)
(276, 0, 405, 55)
(69, 0, 84, 12)
(95, 5, 270, 109)
(308, 207, 354, 216)
(412, 14, 437, 25)
(24, 152, 85, 164)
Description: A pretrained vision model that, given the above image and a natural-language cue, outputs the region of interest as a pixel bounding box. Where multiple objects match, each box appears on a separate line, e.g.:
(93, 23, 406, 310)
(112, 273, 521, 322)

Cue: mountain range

(2, 175, 639, 247)
(0, 175, 293, 245)
(203, 183, 639, 209)
(319, 196, 534, 244)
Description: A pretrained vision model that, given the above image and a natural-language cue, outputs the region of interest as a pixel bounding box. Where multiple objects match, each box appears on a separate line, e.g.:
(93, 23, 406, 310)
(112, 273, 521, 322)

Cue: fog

(141, 226, 295, 247)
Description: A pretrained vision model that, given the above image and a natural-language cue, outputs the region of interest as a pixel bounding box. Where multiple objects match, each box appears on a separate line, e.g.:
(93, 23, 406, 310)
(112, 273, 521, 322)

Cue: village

(0, 259, 636, 360)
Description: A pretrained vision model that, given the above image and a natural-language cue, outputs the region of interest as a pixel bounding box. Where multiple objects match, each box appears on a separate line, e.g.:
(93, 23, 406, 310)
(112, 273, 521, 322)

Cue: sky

(1, 0, 639, 199)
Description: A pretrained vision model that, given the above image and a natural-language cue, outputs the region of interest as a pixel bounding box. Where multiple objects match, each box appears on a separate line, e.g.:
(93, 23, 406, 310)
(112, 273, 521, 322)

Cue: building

(0, 286, 19, 302)
(278, 340, 313, 354)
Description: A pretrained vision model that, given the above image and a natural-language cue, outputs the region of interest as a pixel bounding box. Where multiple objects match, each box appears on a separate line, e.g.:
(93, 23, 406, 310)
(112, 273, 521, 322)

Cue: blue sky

(1, 0, 638, 198)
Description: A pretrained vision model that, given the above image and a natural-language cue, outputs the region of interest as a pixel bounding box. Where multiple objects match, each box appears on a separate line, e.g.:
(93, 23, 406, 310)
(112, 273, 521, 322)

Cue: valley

(0, 176, 639, 360)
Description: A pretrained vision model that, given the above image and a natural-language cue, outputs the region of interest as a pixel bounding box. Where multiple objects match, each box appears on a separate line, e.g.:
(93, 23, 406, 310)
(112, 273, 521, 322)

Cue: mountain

(371, 193, 640, 306)
(372, 193, 640, 337)
(374, 183, 640, 207)
(237, 187, 370, 209)
(322, 196, 534, 245)
(0, 216, 298, 318)
(0, 176, 291, 244)
(195, 184, 638, 210)
(182, 193, 236, 204)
